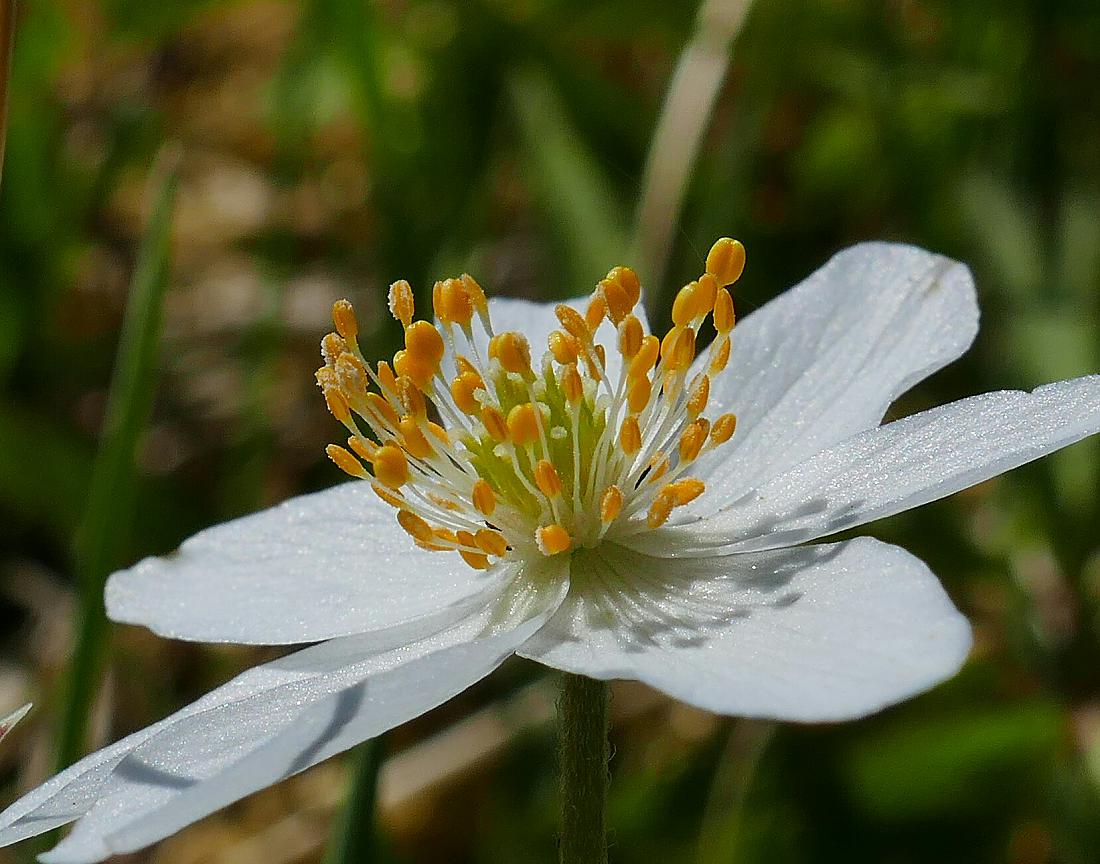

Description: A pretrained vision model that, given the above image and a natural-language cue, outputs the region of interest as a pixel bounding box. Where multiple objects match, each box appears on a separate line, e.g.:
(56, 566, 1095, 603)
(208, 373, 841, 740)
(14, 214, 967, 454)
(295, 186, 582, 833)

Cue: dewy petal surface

(106, 482, 507, 645)
(2, 567, 568, 863)
(521, 538, 970, 722)
(638, 375, 1100, 556)
(688, 243, 979, 513)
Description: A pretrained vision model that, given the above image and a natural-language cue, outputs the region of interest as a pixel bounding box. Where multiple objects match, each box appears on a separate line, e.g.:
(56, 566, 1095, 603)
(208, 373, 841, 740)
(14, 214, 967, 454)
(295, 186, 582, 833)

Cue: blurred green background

(1, 0, 1099, 861)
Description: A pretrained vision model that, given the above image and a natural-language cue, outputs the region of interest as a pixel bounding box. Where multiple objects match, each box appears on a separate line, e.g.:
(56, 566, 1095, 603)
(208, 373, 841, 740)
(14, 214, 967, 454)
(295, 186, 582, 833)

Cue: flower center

(316, 238, 745, 570)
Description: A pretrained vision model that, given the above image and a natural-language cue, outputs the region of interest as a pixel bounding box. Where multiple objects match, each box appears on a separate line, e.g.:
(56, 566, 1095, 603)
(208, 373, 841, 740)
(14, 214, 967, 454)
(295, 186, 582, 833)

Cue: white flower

(2, 241, 1098, 863)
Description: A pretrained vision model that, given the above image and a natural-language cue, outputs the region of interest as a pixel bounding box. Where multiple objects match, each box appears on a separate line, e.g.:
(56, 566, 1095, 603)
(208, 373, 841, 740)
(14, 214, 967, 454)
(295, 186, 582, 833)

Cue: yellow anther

(710, 412, 737, 445)
(326, 444, 368, 479)
(713, 288, 735, 334)
(428, 493, 461, 511)
(393, 349, 433, 389)
(593, 343, 606, 371)
(600, 485, 623, 524)
(561, 364, 584, 403)
(451, 372, 484, 415)
(366, 392, 399, 427)
(472, 479, 497, 516)
(316, 365, 336, 390)
(371, 482, 405, 509)
(348, 435, 377, 462)
(397, 375, 427, 418)
(629, 335, 659, 379)
(437, 279, 473, 327)
(709, 334, 731, 374)
(332, 299, 358, 341)
(618, 315, 643, 359)
(474, 528, 508, 557)
(456, 529, 477, 549)
(460, 273, 487, 312)
(549, 330, 581, 365)
(399, 415, 433, 459)
(321, 332, 347, 366)
(695, 273, 719, 313)
(405, 320, 445, 371)
(705, 237, 746, 287)
(620, 415, 642, 454)
(376, 360, 398, 394)
(488, 331, 532, 375)
(397, 509, 434, 544)
(604, 265, 641, 308)
(534, 459, 563, 498)
(679, 418, 710, 462)
(432, 280, 445, 320)
(335, 352, 369, 398)
(460, 549, 492, 570)
(585, 294, 607, 330)
(647, 489, 676, 529)
(324, 388, 352, 425)
(686, 374, 710, 419)
(388, 280, 415, 327)
(373, 444, 409, 488)
(661, 326, 696, 371)
(506, 402, 541, 446)
(482, 406, 509, 442)
(666, 477, 706, 505)
(456, 355, 480, 377)
(597, 277, 632, 324)
(647, 451, 670, 483)
(555, 304, 590, 341)
(671, 282, 699, 327)
(627, 374, 651, 413)
(535, 523, 572, 556)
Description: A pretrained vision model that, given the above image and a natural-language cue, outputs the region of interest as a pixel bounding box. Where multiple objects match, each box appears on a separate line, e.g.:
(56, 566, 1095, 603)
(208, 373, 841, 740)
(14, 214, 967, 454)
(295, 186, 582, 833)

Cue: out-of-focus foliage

(0, 0, 1097, 862)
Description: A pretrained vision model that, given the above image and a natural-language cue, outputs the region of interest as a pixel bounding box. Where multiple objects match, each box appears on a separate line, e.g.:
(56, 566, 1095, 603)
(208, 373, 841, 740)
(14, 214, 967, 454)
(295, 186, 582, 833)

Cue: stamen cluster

(316, 238, 746, 570)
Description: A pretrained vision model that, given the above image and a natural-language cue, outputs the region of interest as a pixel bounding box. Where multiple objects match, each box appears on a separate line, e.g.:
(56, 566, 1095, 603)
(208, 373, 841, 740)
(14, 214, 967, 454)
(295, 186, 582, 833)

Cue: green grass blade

(54, 147, 180, 772)
(323, 739, 390, 864)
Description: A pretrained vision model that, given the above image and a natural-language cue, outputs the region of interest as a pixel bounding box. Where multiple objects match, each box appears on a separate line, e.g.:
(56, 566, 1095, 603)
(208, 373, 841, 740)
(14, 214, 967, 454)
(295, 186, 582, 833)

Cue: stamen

(373, 445, 409, 488)
(472, 479, 496, 516)
(388, 280, 415, 327)
(705, 237, 746, 286)
(326, 444, 368, 479)
(536, 523, 572, 556)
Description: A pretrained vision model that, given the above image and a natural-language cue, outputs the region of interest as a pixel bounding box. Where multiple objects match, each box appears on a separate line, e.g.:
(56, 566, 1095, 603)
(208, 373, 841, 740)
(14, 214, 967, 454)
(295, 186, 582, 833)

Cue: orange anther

(324, 388, 352, 425)
(627, 374, 651, 413)
(332, 299, 358, 341)
(647, 451, 670, 483)
(561, 364, 584, 403)
(535, 523, 572, 556)
(371, 482, 405, 508)
(366, 392, 399, 427)
(709, 334, 731, 374)
(373, 445, 409, 488)
(506, 403, 541, 446)
(460, 273, 487, 312)
(451, 371, 484, 415)
(474, 528, 508, 557)
(605, 266, 641, 308)
(405, 320, 445, 370)
(436, 277, 474, 326)
(713, 288, 735, 334)
(348, 435, 377, 462)
(321, 332, 346, 366)
(481, 406, 509, 442)
(399, 415, 433, 459)
(620, 415, 642, 454)
(686, 374, 710, 419)
(666, 478, 705, 505)
(695, 273, 719, 313)
(662, 326, 696, 371)
(585, 294, 607, 330)
(393, 349, 433, 389)
(597, 277, 632, 324)
(489, 331, 532, 376)
(618, 314, 643, 359)
(671, 282, 699, 327)
(710, 413, 737, 445)
(600, 485, 623, 523)
(397, 375, 427, 417)
(555, 304, 590, 340)
(326, 444, 368, 479)
(549, 330, 581, 365)
(376, 360, 398, 394)
(534, 459, 563, 498)
(388, 280, 415, 327)
(705, 237, 746, 287)
(335, 353, 369, 398)
(426, 421, 449, 444)
(646, 489, 676, 529)
(397, 509, 434, 543)
(472, 479, 497, 516)
(679, 418, 710, 462)
(460, 549, 492, 570)
(629, 335, 660, 379)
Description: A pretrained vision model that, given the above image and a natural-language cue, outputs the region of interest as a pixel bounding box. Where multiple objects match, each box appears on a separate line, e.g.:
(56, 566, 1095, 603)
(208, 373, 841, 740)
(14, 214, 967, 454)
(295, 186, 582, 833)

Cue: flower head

(315, 237, 745, 568)
(1, 241, 1097, 862)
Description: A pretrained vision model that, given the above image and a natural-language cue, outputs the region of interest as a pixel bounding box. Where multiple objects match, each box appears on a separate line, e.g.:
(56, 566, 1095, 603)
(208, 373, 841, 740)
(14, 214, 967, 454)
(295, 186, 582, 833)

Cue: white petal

(2, 566, 568, 862)
(690, 243, 978, 512)
(106, 482, 509, 644)
(643, 375, 1100, 556)
(520, 538, 970, 722)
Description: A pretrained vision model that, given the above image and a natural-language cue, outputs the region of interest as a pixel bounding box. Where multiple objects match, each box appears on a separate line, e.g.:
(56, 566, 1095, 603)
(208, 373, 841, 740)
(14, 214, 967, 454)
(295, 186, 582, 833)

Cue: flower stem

(557, 673, 609, 864)
(322, 738, 386, 864)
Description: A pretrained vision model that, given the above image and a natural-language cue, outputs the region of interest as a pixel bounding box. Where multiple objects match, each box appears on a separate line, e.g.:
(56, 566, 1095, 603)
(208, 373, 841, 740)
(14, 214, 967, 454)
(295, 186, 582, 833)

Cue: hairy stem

(558, 673, 610, 864)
